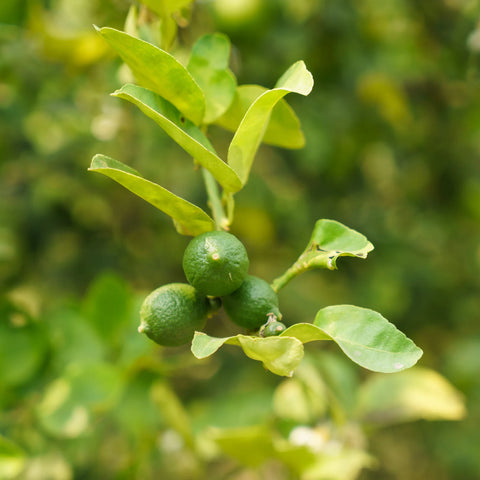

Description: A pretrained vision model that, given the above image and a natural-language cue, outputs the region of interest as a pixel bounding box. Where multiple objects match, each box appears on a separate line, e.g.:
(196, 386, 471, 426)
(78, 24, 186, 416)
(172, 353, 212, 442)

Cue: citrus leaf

(356, 367, 466, 425)
(272, 219, 374, 291)
(193, 305, 421, 375)
(216, 85, 305, 148)
(191, 332, 304, 377)
(96, 26, 205, 125)
(89, 154, 215, 236)
(302, 448, 375, 480)
(141, 0, 195, 16)
(82, 273, 131, 346)
(36, 363, 123, 438)
(210, 425, 317, 473)
(209, 425, 275, 467)
(112, 84, 242, 192)
(151, 381, 195, 448)
(313, 305, 423, 373)
(0, 315, 46, 388)
(0, 435, 25, 479)
(228, 61, 313, 185)
(279, 323, 331, 343)
(187, 33, 237, 124)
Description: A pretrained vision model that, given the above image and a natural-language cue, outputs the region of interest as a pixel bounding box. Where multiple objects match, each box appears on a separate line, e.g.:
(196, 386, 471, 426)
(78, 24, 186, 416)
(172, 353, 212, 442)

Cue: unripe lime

(182, 230, 249, 297)
(138, 283, 209, 347)
(223, 275, 281, 330)
(262, 321, 287, 337)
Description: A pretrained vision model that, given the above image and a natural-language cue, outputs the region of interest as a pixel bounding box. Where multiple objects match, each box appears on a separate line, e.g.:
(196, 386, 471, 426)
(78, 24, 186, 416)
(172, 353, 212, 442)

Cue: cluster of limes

(138, 231, 286, 347)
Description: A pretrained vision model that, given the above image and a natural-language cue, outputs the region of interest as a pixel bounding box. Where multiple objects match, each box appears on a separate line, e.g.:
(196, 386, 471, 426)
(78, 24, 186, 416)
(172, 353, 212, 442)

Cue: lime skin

(223, 275, 281, 330)
(138, 283, 210, 347)
(182, 230, 249, 297)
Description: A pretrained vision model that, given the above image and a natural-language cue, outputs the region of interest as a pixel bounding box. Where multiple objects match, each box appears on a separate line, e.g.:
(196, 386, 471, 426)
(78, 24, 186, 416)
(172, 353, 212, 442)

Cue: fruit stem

(202, 167, 230, 230)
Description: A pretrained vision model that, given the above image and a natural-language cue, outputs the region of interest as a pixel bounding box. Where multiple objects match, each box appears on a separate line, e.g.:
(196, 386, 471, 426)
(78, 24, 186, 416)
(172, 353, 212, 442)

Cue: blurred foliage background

(1, 0, 479, 478)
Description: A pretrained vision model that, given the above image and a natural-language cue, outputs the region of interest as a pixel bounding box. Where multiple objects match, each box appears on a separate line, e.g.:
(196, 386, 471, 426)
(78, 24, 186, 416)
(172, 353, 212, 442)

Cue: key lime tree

(89, 11, 422, 377)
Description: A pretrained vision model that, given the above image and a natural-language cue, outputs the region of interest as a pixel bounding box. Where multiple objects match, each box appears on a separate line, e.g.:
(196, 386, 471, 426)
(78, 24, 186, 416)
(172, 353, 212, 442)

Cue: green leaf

(0, 435, 25, 479)
(48, 308, 106, 369)
(112, 84, 242, 192)
(216, 85, 306, 148)
(210, 425, 319, 473)
(191, 332, 304, 377)
(151, 381, 194, 448)
(210, 425, 275, 467)
(193, 305, 421, 375)
(302, 448, 375, 480)
(272, 219, 374, 291)
(0, 316, 46, 388)
(96, 26, 205, 125)
(356, 367, 466, 425)
(187, 33, 237, 124)
(36, 363, 124, 438)
(312, 305, 423, 373)
(89, 154, 215, 236)
(82, 273, 131, 346)
(228, 61, 313, 185)
(141, 0, 195, 15)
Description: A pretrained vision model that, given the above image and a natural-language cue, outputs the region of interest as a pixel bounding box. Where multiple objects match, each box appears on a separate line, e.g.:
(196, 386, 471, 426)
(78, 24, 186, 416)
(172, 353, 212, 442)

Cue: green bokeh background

(1, 0, 479, 479)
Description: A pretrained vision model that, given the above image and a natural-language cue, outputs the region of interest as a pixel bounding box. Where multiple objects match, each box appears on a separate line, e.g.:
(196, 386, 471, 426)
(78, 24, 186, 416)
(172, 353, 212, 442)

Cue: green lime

(223, 275, 281, 330)
(138, 283, 210, 347)
(262, 321, 287, 337)
(182, 230, 249, 297)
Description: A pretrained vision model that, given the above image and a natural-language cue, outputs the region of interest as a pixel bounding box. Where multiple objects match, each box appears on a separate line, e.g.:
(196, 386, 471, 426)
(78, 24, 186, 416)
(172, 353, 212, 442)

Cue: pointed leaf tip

(314, 305, 423, 373)
(89, 154, 214, 236)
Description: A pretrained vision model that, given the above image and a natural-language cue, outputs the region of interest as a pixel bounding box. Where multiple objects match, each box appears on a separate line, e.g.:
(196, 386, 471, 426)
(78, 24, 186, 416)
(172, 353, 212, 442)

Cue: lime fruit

(223, 275, 281, 330)
(138, 283, 210, 347)
(262, 321, 287, 337)
(182, 230, 249, 297)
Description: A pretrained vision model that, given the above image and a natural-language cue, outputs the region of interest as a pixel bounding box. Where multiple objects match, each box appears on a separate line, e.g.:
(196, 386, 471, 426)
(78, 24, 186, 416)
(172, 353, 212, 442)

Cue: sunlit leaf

(302, 448, 375, 480)
(312, 305, 423, 373)
(187, 33, 237, 123)
(89, 154, 215, 236)
(0, 435, 25, 479)
(273, 378, 326, 424)
(209, 425, 275, 467)
(191, 332, 304, 377)
(151, 381, 194, 448)
(216, 85, 306, 148)
(273, 441, 317, 475)
(228, 61, 313, 185)
(274, 360, 328, 423)
(140, 0, 195, 14)
(96, 26, 205, 125)
(112, 84, 242, 192)
(272, 219, 374, 291)
(36, 363, 124, 438)
(357, 367, 466, 425)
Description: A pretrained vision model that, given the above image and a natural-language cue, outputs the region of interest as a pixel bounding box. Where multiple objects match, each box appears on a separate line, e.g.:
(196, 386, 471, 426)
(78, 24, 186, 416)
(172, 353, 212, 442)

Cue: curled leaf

(191, 332, 304, 377)
(228, 61, 313, 186)
(272, 219, 374, 291)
